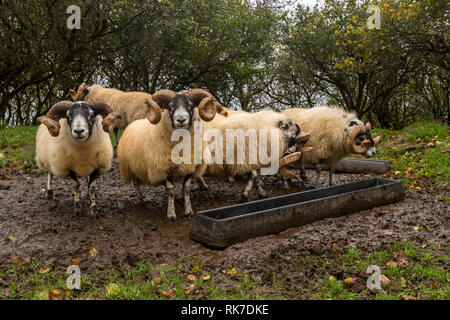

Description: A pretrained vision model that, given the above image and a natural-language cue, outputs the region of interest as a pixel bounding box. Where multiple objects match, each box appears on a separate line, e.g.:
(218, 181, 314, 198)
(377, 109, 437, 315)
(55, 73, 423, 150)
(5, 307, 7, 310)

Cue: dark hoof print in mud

(88, 206, 99, 218)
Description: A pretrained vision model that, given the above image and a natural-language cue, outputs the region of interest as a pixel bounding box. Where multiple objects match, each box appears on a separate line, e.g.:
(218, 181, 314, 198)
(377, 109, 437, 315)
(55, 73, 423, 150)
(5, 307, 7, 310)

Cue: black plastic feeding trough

(189, 178, 404, 248)
(333, 158, 390, 174)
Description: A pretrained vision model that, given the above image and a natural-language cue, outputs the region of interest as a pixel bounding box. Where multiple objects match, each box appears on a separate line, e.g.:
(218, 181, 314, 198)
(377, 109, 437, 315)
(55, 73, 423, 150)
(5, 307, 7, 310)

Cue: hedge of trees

(0, 0, 448, 128)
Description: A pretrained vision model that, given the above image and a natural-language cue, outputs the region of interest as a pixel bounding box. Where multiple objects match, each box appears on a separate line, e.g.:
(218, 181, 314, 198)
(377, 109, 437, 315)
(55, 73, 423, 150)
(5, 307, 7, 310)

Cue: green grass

(1, 242, 447, 300)
(372, 122, 449, 184)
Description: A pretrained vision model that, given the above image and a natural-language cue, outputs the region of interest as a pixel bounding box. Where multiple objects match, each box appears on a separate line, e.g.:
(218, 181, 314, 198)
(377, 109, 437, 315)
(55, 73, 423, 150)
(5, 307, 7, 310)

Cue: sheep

(69, 83, 152, 148)
(282, 106, 381, 188)
(198, 109, 310, 200)
(117, 89, 228, 221)
(36, 100, 121, 216)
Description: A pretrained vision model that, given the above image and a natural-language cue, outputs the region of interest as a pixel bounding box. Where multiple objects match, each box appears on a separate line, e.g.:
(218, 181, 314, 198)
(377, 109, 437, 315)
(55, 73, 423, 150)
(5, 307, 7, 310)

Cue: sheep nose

(177, 119, 187, 124)
(74, 129, 85, 135)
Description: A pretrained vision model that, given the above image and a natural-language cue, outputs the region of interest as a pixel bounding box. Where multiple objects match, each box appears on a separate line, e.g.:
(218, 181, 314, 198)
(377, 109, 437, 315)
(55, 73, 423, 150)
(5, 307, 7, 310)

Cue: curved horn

(151, 89, 176, 108)
(296, 132, 311, 144)
(197, 97, 216, 122)
(88, 99, 121, 133)
(36, 101, 73, 137)
(373, 135, 381, 147)
(278, 151, 302, 179)
(347, 125, 370, 154)
(184, 88, 228, 117)
(144, 98, 163, 125)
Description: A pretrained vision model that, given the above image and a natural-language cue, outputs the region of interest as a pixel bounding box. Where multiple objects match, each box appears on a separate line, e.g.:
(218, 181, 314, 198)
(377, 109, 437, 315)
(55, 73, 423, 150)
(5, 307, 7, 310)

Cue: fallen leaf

(98, 226, 105, 231)
(386, 260, 398, 268)
(48, 288, 69, 300)
(186, 274, 197, 282)
(383, 229, 393, 236)
(329, 276, 336, 282)
(432, 281, 438, 289)
(89, 247, 98, 257)
(105, 283, 120, 297)
(344, 277, 357, 286)
(39, 267, 51, 274)
(227, 267, 237, 276)
(184, 284, 196, 295)
(201, 273, 211, 281)
(413, 226, 424, 231)
(401, 295, 417, 300)
(190, 265, 200, 273)
(7, 235, 16, 242)
(380, 274, 391, 286)
(161, 288, 177, 298)
(153, 276, 162, 285)
(399, 259, 409, 267)
(11, 257, 19, 265)
(71, 258, 81, 266)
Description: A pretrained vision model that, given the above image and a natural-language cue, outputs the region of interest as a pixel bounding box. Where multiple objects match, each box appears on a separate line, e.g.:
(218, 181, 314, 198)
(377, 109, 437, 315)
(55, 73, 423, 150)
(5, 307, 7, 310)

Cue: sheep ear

(145, 99, 162, 124)
(198, 97, 216, 122)
(366, 122, 372, 130)
(69, 89, 78, 101)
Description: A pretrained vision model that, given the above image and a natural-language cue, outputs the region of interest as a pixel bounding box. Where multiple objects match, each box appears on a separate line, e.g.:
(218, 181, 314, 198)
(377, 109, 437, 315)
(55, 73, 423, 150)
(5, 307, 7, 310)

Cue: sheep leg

(87, 170, 99, 217)
(329, 165, 337, 186)
(133, 179, 144, 204)
(314, 165, 322, 188)
(256, 176, 266, 197)
(196, 176, 209, 190)
(299, 166, 314, 189)
(113, 128, 119, 149)
(242, 170, 257, 201)
(69, 171, 81, 215)
(46, 172, 53, 200)
(183, 175, 193, 217)
(165, 178, 176, 222)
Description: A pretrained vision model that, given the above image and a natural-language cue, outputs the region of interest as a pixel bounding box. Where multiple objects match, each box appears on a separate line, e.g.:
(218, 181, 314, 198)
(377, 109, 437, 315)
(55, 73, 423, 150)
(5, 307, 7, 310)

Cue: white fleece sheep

(282, 106, 381, 187)
(36, 100, 120, 216)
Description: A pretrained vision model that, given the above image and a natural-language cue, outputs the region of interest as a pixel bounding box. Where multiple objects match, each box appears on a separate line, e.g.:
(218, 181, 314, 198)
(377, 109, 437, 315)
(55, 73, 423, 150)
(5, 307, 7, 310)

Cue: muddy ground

(0, 160, 448, 294)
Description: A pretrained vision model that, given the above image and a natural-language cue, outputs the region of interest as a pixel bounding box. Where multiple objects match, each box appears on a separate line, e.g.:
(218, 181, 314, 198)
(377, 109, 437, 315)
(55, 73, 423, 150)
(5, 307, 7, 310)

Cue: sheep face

(278, 119, 301, 149)
(168, 94, 195, 129)
(66, 103, 97, 141)
(348, 120, 377, 157)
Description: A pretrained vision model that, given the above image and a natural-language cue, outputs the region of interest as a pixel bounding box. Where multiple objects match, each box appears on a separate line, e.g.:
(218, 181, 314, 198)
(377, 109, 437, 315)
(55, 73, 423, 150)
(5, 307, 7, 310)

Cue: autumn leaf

(386, 260, 398, 268)
(344, 278, 357, 286)
(227, 267, 238, 276)
(38, 290, 49, 300)
(184, 284, 196, 295)
(89, 247, 98, 257)
(186, 274, 197, 282)
(71, 258, 81, 266)
(11, 257, 19, 266)
(161, 288, 177, 299)
(7, 235, 16, 242)
(49, 288, 69, 300)
(39, 267, 51, 274)
(401, 277, 407, 287)
(380, 274, 391, 286)
(201, 273, 211, 281)
(190, 265, 200, 273)
(399, 259, 409, 267)
(153, 276, 162, 286)
(401, 295, 417, 300)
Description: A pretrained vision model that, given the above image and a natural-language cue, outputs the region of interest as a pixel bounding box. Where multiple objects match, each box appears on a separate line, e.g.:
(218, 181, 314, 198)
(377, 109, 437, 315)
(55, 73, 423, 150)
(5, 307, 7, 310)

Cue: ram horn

(88, 99, 121, 133)
(373, 135, 381, 147)
(184, 88, 228, 117)
(152, 89, 177, 108)
(197, 96, 217, 122)
(296, 132, 311, 144)
(144, 98, 163, 125)
(347, 125, 371, 154)
(36, 101, 73, 137)
(277, 151, 302, 179)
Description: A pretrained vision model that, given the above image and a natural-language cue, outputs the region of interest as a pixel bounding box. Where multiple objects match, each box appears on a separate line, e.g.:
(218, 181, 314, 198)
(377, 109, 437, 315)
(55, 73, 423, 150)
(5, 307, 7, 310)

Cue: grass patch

(372, 122, 449, 184)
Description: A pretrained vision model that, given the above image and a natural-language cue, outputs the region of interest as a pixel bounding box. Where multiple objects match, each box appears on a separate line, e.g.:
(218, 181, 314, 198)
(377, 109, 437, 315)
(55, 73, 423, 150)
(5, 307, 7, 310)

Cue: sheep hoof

(185, 208, 194, 217)
(241, 192, 249, 202)
(168, 216, 176, 223)
(74, 203, 82, 216)
(257, 189, 267, 198)
(88, 205, 99, 217)
(46, 189, 53, 200)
